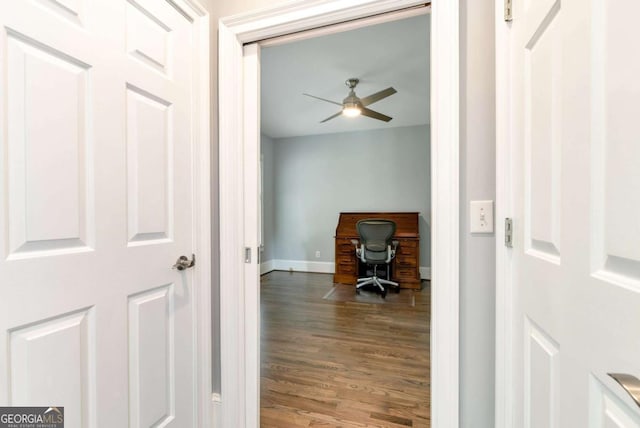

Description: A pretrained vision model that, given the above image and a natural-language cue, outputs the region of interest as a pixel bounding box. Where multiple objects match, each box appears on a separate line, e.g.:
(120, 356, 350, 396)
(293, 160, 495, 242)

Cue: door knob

(172, 254, 196, 271)
(608, 373, 640, 409)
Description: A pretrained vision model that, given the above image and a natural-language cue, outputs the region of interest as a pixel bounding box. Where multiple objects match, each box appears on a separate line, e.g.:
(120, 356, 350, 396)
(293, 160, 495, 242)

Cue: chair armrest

(386, 244, 395, 263)
(351, 239, 364, 261)
(389, 240, 399, 260)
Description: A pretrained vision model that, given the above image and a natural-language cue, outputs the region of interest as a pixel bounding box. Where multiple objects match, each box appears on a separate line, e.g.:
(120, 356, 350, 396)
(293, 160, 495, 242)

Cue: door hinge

(244, 247, 252, 263)
(504, 0, 513, 21)
(504, 218, 513, 247)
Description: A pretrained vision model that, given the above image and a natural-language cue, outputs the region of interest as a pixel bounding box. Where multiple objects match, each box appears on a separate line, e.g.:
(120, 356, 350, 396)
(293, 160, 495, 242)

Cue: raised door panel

(126, 85, 173, 246)
(524, 318, 559, 428)
(589, 376, 640, 428)
(5, 30, 93, 259)
(591, 0, 640, 290)
(9, 308, 95, 427)
(33, 0, 85, 25)
(128, 285, 175, 428)
(126, 1, 170, 75)
(523, 0, 562, 265)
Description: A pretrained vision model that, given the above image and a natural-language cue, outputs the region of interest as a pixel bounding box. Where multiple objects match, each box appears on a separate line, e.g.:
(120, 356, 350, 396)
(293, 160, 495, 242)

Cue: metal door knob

(173, 254, 196, 271)
(608, 373, 640, 409)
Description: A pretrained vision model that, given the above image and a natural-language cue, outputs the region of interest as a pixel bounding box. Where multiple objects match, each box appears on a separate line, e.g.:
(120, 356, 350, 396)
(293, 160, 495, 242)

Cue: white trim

(260, 259, 276, 275)
(242, 43, 261, 428)
(211, 393, 221, 428)
(219, 19, 245, 428)
(258, 4, 430, 48)
(260, 260, 431, 280)
(271, 259, 335, 274)
(221, 0, 428, 42)
(171, 1, 212, 427)
(430, 3, 460, 427)
(420, 266, 432, 280)
(495, 0, 513, 426)
(218, 1, 459, 427)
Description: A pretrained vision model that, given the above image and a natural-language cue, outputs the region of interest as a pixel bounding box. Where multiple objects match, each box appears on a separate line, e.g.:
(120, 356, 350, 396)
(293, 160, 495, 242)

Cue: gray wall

(204, 1, 497, 426)
(261, 135, 276, 262)
(459, 0, 496, 426)
(264, 125, 430, 267)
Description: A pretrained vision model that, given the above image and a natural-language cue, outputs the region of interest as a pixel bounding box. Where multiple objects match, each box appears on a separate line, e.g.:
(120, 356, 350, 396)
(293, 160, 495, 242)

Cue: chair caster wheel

(381, 289, 387, 299)
(356, 289, 360, 295)
(395, 286, 401, 293)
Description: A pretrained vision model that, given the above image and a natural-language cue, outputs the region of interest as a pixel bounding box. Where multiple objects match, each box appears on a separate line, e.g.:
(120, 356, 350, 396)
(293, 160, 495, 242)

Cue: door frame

(170, 1, 212, 427)
(218, 1, 460, 426)
(494, 0, 512, 425)
(494, 0, 514, 426)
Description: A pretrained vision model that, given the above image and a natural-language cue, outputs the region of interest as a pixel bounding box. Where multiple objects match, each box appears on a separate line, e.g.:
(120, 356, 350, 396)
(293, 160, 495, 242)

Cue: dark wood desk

(333, 212, 421, 289)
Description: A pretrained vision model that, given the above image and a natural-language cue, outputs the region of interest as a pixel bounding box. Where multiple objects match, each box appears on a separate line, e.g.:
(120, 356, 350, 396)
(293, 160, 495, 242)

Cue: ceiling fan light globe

(343, 107, 361, 117)
(342, 101, 361, 117)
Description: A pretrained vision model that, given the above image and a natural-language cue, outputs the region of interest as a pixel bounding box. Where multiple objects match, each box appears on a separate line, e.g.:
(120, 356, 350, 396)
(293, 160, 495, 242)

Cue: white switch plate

(470, 200, 494, 233)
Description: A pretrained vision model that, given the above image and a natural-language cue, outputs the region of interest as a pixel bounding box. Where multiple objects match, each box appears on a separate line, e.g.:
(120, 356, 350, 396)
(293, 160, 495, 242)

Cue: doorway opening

(218, 1, 459, 426)
(259, 11, 431, 426)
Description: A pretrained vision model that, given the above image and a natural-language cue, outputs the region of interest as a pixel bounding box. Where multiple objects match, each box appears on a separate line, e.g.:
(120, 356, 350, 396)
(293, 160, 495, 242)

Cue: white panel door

(0, 0, 197, 426)
(504, 0, 640, 426)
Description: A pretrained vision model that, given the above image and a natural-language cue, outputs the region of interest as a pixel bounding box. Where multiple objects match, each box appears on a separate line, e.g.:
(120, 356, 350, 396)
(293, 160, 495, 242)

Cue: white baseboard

(420, 266, 432, 280)
(261, 259, 432, 280)
(260, 259, 334, 274)
(211, 393, 221, 427)
(260, 259, 275, 275)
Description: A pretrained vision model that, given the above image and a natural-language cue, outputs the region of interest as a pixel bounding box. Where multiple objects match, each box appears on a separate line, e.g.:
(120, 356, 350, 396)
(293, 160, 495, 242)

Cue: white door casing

(243, 42, 261, 428)
(218, 1, 459, 427)
(0, 0, 211, 427)
(496, 0, 640, 426)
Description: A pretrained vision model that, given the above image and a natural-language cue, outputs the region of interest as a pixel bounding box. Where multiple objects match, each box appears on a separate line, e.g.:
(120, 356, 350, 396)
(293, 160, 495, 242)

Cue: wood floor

(261, 271, 431, 427)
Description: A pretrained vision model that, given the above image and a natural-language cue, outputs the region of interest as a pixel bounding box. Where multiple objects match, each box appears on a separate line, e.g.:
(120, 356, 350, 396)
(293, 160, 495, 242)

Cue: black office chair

(351, 219, 399, 298)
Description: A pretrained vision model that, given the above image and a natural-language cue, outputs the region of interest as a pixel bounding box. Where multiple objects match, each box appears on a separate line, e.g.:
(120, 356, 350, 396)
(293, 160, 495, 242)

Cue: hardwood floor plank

(261, 271, 430, 427)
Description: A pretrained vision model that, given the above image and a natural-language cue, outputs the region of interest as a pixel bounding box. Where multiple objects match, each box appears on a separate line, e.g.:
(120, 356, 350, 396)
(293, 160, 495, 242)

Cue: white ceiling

(260, 13, 430, 139)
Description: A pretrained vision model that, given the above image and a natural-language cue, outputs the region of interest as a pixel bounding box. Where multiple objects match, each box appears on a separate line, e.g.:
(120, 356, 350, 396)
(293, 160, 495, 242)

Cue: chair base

(356, 276, 399, 298)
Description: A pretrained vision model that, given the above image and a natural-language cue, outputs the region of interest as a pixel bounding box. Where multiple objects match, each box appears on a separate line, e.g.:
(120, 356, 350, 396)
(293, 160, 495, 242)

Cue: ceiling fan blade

(361, 107, 392, 122)
(303, 93, 343, 106)
(320, 111, 343, 123)
(360, 87, 397, 106)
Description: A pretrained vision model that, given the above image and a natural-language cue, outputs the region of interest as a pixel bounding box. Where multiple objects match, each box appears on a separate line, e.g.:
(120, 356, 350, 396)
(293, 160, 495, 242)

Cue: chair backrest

(356, 219, 396, 257)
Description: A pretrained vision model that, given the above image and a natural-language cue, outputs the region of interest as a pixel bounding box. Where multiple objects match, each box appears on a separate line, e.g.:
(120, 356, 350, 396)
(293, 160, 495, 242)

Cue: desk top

(335, 212, 420, 239)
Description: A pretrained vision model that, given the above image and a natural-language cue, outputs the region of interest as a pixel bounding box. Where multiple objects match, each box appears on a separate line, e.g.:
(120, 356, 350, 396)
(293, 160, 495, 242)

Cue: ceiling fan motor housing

(343, 79, 362, 109)
(345, 78, 359, 89)
(343, 95, 362, 110)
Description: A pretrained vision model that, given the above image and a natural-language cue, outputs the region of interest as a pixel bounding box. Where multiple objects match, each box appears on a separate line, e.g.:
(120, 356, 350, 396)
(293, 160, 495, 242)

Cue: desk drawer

(336, 239, 355, 255)
(396, 256, 417, 267)
(395, 267, 419, 281)
(397, 240, 417, 253)
(336, 256, 356, 274)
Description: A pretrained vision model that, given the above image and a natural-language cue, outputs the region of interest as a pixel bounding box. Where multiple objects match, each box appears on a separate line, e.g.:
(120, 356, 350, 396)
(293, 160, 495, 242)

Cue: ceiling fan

(303, 78, 397, 123)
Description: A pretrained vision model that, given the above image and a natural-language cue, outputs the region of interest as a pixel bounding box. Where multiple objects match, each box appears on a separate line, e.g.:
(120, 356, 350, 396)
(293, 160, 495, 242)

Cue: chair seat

(363, 250, 388, 263)
(365, 242, 386, 252)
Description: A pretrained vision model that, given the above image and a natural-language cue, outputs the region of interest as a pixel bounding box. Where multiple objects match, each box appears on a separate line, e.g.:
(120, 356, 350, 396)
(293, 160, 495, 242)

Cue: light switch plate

(470, 200, 494, 233)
